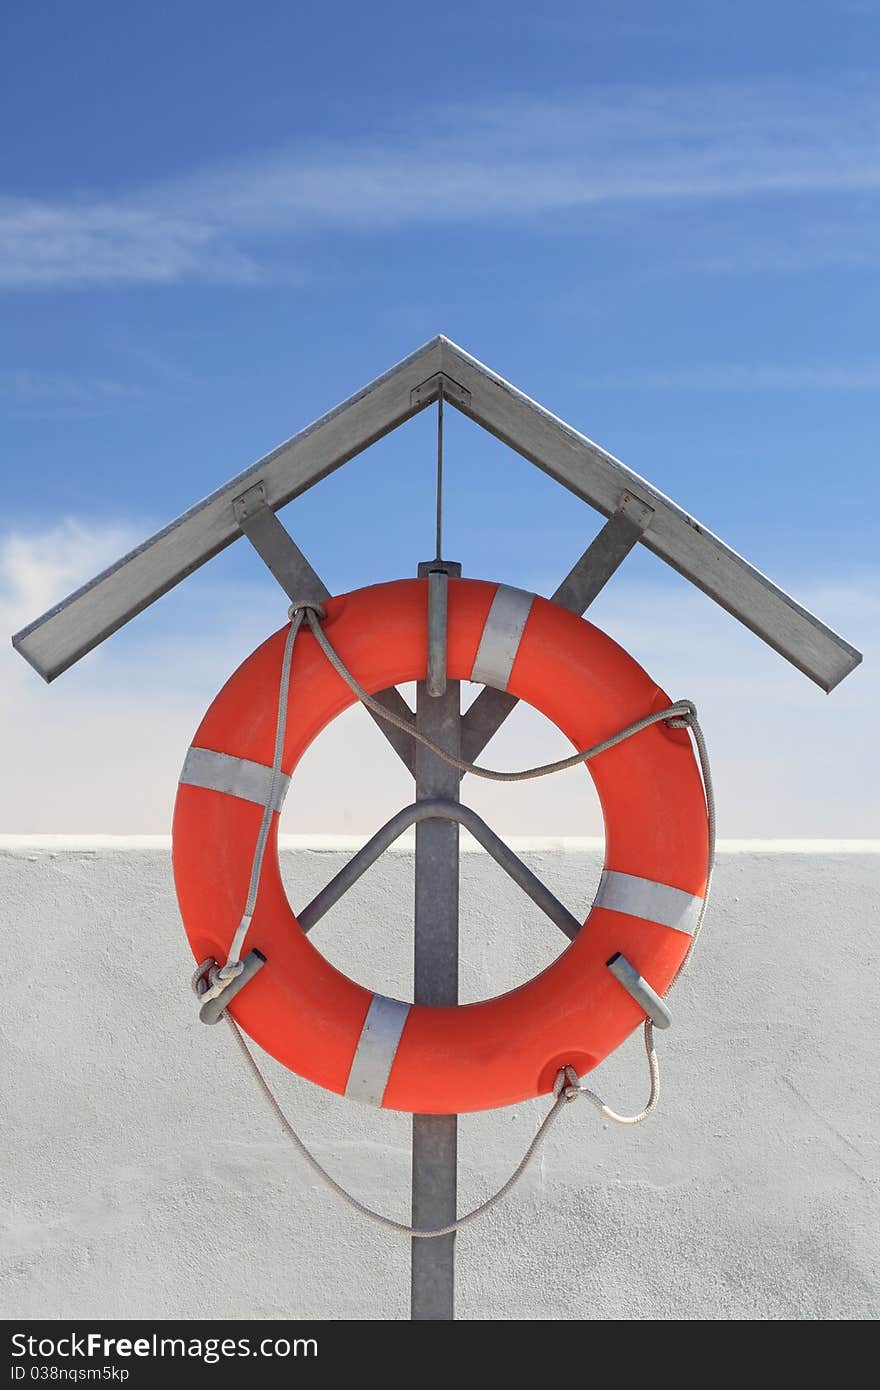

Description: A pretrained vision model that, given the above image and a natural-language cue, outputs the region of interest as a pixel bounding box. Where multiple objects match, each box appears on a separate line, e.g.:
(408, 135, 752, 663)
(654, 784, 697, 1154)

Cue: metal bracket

(427, 570, 448, 697)
(232, 480, 271, 526)
(418, 560, 461, 699)
(297, 796, 582, 940)
(606, 953, 672, 1030)
(410, 372, 471, 410)
(198, 949, 267, 1025)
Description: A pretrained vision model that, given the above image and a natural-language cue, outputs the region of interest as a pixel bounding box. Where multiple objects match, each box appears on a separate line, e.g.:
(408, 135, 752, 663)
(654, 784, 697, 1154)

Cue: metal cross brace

(234, 484, 417, 775)
(195, 787, 673, 1031)
(234, 481, 652, 776)
(233, 482, 653, 1321)
(460, 490, 652, 765)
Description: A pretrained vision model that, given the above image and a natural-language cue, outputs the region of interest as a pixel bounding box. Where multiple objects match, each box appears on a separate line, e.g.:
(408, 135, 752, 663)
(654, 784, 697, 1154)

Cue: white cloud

(0, 520, 415, 834)
(670, 217, 880, 277)
(1, 520, 141, 630)
(0, 199, 259, 289)
(2, 79, 879, 288)
(0, 520, 876, 837)
(583, 362, 880, 391)
(0, 371, 145, 418)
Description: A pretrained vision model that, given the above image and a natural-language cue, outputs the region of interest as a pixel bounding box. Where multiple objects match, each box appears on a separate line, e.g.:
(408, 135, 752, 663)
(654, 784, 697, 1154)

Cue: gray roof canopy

(11, 334, 862, 691)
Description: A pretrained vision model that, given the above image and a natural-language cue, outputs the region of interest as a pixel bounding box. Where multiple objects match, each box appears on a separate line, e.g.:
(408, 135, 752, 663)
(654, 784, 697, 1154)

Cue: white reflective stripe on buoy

(470, 585, 535, 690)
(593, 869, 703, 936)
(179, 747, 290, 812)
(345, 995, 411, 1106)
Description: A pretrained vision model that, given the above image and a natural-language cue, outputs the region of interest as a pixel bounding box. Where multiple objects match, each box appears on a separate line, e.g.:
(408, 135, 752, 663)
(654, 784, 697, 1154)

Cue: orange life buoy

(173, 577, 709, 1114)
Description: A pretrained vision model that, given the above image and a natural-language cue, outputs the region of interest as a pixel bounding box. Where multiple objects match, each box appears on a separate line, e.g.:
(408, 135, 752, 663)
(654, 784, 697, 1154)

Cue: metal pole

(411, 559, 461, 1320)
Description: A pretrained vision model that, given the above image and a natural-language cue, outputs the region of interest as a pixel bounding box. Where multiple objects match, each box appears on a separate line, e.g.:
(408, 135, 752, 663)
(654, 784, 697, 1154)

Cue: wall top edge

(0, 834, 879, 855)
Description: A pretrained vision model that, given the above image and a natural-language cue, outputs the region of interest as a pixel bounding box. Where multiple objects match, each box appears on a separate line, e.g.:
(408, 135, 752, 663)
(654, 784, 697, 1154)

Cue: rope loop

(288, 599, 326, 621)
(191, 957, 216, 998)
(224, 1013, 662, 1238)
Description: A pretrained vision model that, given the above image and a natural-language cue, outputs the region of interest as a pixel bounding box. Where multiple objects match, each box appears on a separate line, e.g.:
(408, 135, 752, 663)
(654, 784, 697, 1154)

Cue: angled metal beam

(460, 492, 654, 767)
(11, 334, 862, 692)
(12, 337, 449, 682)
(234, 484, 415, 774)
(437, 339, 862, 692)
(359, 694, 416, 777)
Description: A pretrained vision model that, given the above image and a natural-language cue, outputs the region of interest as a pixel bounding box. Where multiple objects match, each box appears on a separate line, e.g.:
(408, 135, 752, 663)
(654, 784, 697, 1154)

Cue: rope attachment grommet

(553, 1065, 582, 1103)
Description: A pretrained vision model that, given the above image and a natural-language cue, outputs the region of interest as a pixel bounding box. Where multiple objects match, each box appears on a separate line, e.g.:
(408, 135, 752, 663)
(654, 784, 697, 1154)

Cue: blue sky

(1, 0, 877, 834)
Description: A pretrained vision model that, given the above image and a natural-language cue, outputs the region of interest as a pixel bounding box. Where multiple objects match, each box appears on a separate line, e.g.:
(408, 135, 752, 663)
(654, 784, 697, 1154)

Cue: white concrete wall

(1, 840, 878, 1321)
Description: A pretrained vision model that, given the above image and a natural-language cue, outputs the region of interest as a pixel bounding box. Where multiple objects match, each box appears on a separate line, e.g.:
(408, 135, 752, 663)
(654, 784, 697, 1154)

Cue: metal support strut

(233, 484, 418, 776)
(411, 557, 461, 1320)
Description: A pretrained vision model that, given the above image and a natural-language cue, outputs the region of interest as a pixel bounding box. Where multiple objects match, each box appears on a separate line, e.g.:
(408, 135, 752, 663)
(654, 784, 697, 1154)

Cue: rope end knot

(191, 955, 245, 1010)
(666, 699, 697, 730)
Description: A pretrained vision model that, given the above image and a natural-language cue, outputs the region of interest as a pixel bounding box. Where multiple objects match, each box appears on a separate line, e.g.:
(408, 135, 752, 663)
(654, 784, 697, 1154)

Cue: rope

(303, 603, 700, 785)
(667, 711, 715, 986)
(197, 609, 303, 1004)
(221, 1012, 659, 1237)
(197, 598, 715, 1237)
(435, 386, 444, 561)
(556, 1021, 659, 1125)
